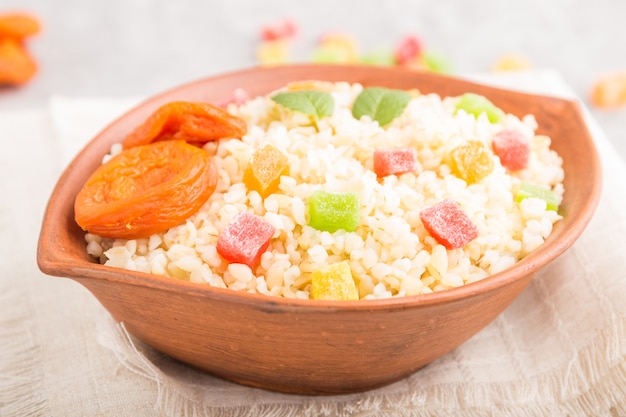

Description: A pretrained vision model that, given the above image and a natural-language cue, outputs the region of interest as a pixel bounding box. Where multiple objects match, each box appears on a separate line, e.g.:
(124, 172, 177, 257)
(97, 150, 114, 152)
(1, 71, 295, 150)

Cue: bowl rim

(37, 63, 603, 312)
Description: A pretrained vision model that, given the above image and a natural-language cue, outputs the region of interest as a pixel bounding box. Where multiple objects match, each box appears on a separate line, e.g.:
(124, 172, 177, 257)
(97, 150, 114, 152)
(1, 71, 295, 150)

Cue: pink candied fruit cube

(215, 88, 250, 109)
(492, 129, 530, 171)
(216, 211, 275, 268)
(419, 199, 479, 249)
(395, 34, 423, 65)
(373, 148, 417, 177)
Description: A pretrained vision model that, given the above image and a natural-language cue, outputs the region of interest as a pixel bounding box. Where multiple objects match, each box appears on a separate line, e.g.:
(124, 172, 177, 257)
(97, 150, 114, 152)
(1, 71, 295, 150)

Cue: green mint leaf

(271, 90, 334, 120)
(352, 87, 411, 126)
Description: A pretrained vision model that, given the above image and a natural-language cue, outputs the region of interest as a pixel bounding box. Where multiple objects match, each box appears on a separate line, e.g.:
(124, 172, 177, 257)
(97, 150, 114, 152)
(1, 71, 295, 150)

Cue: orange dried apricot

(75, 140, 217, 239)
(0, 13, 40, 39)
(0, 12, 40, 86)
(123, 101, 247, 148)
(0, 38, 36, 85)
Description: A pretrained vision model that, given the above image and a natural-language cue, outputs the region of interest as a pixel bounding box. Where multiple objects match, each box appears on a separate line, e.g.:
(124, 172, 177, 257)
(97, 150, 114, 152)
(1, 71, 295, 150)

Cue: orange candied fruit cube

(491, 53, 532, 72)
(590, 72, 626, 109)
(243, 144, 289, 198)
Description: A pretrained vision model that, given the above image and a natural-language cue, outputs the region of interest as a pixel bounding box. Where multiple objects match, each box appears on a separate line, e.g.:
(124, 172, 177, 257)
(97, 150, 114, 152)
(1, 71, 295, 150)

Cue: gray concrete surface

(3, 0, 626, 159)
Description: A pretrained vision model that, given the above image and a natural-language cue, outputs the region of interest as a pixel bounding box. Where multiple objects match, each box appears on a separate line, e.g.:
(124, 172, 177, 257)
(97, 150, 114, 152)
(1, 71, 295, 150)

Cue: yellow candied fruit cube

(286, 80, 335, 92)
(449, 140, 494, 184)
(491, 53, 532, 72)
(312, 33, 359, 64)
(310, 261, 359, 301)
(257, 39, 290, 66)
(243, 144, 289, 198)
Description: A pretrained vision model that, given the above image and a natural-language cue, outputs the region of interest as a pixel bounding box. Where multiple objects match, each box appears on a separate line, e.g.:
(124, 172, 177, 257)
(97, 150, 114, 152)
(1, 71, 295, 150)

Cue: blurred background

(2, 0, 626, 158)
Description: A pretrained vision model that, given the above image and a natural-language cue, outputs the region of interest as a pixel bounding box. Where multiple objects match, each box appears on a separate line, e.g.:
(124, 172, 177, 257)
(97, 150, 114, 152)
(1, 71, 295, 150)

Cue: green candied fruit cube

(422, 50, 454, 74)
(359, 48, 396, 66)
(455, 93, 505, 123)
(515, 182, 561, 211)
(311, 46, 350, 64)
(307, 190, 360, 232)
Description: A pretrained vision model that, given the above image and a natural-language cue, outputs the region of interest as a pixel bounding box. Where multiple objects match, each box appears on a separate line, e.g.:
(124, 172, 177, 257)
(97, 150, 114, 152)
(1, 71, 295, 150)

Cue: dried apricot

(0, 13, 40, 39)
(123, 101, 247, 148)
(75, 140, 217, 239)
(0, 38, 36, 85)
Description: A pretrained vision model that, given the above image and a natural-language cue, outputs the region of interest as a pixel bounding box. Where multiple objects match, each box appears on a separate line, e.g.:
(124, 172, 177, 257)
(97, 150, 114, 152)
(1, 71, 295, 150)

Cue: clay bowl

(37, 64, 601, 395)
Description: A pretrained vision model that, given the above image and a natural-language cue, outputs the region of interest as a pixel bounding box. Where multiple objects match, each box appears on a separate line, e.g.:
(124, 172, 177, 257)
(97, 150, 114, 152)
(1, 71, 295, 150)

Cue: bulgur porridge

(82, 81, 564, 300)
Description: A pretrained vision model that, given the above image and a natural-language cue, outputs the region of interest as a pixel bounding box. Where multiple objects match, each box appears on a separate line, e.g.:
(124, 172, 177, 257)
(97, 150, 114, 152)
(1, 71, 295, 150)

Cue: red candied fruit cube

(419, 199, 479, 249)
(492, 129, 530, 171)
(260, 18, 298, 41)
(216, 211, 275, 268)
(373, 148, 417, 177)
(395, 34, 423, 65)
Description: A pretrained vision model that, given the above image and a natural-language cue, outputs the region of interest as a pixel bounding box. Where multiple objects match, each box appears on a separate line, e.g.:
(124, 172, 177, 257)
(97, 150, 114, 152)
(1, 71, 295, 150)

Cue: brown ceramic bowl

(37, 64, 601, 395)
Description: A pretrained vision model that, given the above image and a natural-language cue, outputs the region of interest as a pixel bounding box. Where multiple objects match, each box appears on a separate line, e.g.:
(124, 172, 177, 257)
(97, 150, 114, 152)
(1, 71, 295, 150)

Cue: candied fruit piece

(373, 148, 417, 177)
(422, 50, 453, 73)
(515, 182, 560, 211)
(260, 18, 298, 41)
(307, 190, 359, 233)
(310, 261, 358, 301)
(419, 199, 479, 249)
(590, 72, 626, 109)
(449, 140, 495, 184)
(257, 39, 289, 66)
(215, 88, 250, 109)
(491, 53, 531, 72)
(394, 34, 423, 66)
(492, 129, 530, 171)
(216, 211, 275, 268)
(359, 48, 396, 66)
(455, 93, 504, 123)
(312, 32, 358, 64)
(243, 144, 289, 198)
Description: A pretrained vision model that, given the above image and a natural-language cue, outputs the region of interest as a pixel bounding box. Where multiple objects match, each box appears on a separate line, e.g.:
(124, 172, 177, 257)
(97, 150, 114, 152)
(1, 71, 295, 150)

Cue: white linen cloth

(1, 70, 625, 416)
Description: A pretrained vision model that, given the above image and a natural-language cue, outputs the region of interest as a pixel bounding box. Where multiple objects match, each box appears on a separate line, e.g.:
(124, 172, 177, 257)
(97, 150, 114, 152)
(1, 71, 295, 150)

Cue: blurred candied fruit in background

(312, 32, 359, 64)
(258, 18, 625, 110)
(590, 72, 626, 109)
(256, 18, 297, 66)
(256, 19, 453, 73)
(491, 53, 532, 72)
(0, 11, 40, 86)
